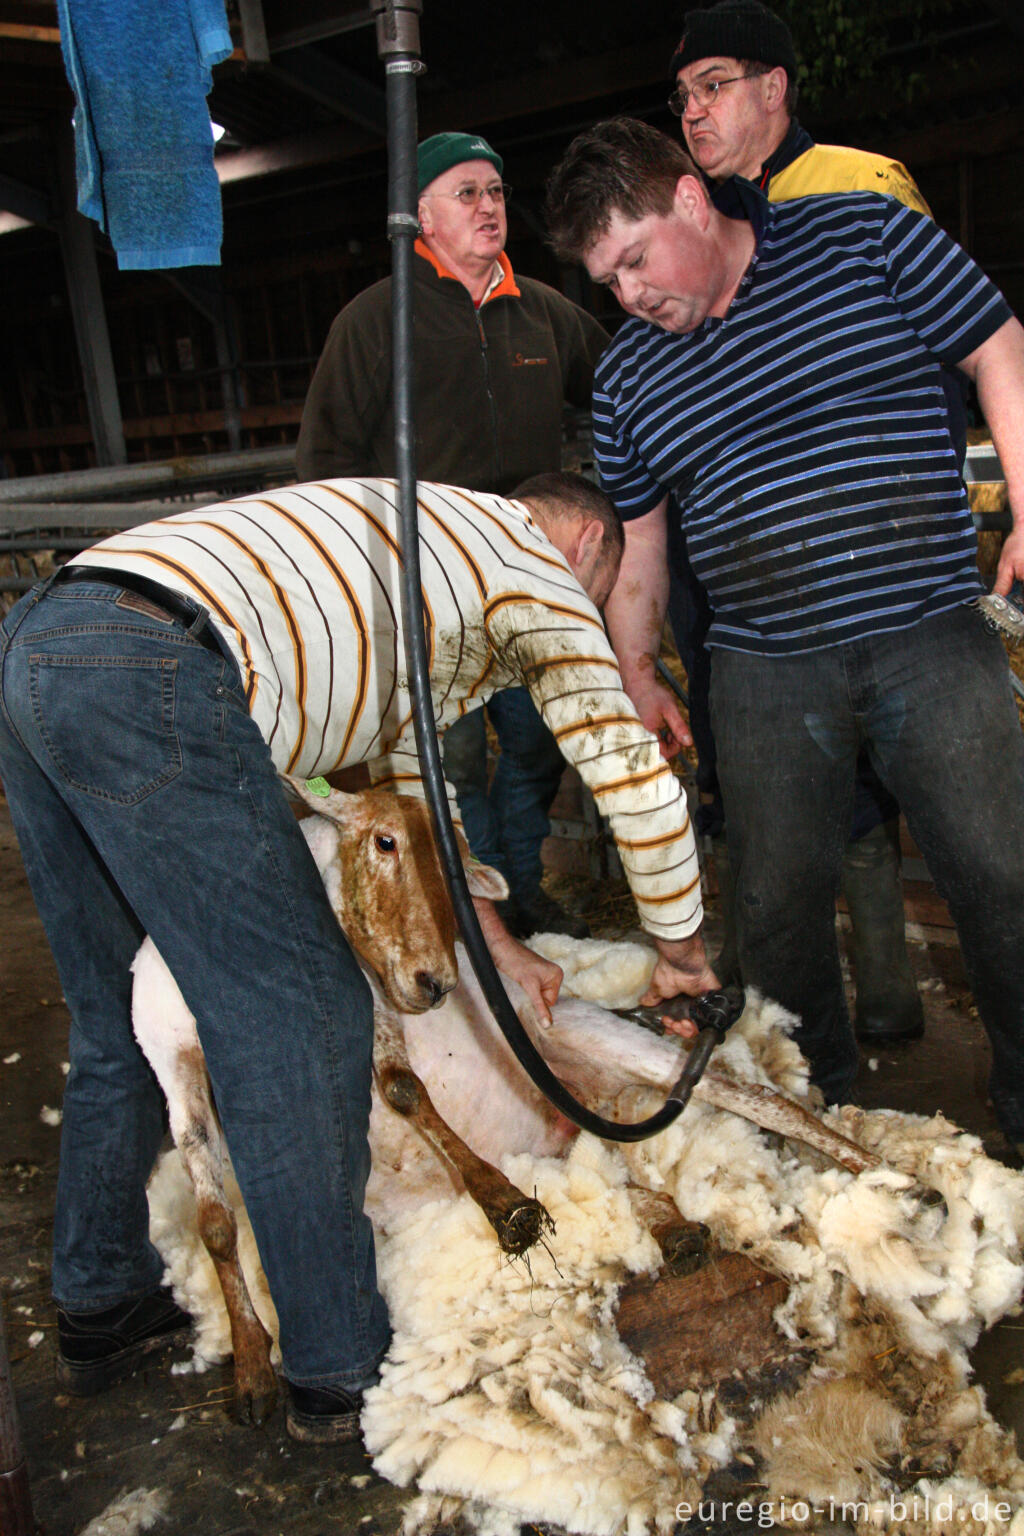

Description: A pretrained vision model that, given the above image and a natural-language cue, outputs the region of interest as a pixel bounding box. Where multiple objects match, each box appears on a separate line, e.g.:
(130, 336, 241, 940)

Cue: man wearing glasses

(665, 0, 951, 1049)
(669, 0, 926, 208)
(297, 133, 609, 942)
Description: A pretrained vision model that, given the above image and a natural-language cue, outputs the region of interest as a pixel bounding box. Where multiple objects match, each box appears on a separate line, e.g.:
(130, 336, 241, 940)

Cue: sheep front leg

(377, 1063, 554, 1257)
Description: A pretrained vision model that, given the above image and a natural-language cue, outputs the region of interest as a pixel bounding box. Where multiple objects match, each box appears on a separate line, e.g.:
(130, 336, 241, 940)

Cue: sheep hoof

(233, 1377, 279, 1426)
(657, 1219, 711, 1275)
(491, 1196, 555, 1257)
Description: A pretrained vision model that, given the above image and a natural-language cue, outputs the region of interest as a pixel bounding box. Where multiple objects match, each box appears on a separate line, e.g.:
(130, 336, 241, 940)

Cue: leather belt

(55, 565, 227, 659)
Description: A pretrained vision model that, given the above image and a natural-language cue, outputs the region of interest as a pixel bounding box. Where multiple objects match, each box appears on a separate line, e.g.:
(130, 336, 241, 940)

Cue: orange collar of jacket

(415, 239, 521, 304)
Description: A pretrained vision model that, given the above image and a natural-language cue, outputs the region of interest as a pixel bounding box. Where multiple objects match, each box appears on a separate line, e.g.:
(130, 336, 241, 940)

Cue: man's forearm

(960, 317, 1024, 583)
(603, 497, 671, 695)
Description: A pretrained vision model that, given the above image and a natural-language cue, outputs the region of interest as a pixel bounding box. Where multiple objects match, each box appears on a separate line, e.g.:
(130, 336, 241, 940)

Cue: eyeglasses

(422, 182, 512, 207)
(668, 74, 750, 115)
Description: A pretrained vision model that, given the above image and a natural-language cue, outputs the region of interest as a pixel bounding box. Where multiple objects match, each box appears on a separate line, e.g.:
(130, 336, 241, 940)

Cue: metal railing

(0, 445, 298, 600)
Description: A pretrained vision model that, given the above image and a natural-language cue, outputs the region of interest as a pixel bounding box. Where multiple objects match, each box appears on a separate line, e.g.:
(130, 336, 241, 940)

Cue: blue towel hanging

(56, 0, 233, 269)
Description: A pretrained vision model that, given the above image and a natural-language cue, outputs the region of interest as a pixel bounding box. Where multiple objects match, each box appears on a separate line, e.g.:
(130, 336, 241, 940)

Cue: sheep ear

(300, 815, 341, 878)
(464, 858, 509, 902)
(283, 774, 362, 826)
(459, 831, 509, 901)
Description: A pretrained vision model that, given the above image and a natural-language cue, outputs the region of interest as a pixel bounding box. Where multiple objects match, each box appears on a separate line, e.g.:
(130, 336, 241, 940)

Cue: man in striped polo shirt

(665, 0, 946, 1047)
(545, 117, 1024, 1144)
(0, 469, 714, 1441)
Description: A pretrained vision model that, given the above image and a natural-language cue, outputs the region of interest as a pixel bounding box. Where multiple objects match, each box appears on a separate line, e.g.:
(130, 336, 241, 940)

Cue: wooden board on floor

(615, 1250, 791, 1397)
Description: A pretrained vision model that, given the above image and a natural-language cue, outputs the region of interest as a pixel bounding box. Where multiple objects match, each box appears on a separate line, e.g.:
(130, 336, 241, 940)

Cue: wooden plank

(0, 401, 304, 450)
(616, 1250, 790, 1397)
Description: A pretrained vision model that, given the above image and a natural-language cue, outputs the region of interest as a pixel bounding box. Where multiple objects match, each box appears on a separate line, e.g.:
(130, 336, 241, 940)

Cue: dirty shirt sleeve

(485, 588, 702, 940)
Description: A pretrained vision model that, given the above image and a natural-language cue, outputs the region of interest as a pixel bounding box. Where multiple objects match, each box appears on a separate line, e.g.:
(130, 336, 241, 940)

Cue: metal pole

(0, 446, 296, 505)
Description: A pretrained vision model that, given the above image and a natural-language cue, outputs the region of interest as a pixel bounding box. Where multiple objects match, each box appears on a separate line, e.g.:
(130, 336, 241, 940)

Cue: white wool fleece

(147, 934, 1024, 1536)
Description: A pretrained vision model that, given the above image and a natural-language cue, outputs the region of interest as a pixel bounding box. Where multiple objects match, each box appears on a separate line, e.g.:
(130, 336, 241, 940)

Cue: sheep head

(286, 777, 507, 1014)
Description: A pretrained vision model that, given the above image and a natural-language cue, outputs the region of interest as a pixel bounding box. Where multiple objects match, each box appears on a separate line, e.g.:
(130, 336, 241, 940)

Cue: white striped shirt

(74, 477, 702, 939)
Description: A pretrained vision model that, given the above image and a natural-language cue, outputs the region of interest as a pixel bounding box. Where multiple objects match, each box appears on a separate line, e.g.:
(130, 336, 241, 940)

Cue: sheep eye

(375, 833, 397, 854)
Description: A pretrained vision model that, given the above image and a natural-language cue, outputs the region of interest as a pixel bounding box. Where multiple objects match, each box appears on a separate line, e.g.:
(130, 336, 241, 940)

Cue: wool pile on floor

(148, 935, 1024, 1536)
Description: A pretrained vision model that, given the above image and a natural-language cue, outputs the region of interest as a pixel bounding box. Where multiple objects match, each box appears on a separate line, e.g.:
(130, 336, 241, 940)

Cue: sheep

(148, 934, 1024, 1536)
(134, 776, 896, 1427)
(131, 777, 535, 1424)
(135, 780, 1024, 1535)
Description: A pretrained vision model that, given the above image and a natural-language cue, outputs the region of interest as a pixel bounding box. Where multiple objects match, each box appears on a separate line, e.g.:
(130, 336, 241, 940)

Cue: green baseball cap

(417, 132, 503, 194)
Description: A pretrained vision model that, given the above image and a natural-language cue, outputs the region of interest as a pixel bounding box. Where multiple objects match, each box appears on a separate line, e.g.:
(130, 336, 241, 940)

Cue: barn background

(0, 0, 1022, 480)
(1, 2, 1024, 1532)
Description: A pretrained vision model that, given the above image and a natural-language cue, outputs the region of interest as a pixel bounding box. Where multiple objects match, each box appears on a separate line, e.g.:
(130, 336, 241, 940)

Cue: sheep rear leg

(133, 941, 277, 1424)
(172, 1056, 278, 1425)
(377, 1063, 554, 1257)
(696, 1073, 882, 1175)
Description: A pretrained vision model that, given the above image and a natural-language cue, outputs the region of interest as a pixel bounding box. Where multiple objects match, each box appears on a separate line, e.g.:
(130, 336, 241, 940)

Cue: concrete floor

(3, 788, 1024, 1536)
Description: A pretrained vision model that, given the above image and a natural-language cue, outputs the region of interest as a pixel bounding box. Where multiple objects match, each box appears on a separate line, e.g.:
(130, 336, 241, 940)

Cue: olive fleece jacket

(296, 245, 610, 494)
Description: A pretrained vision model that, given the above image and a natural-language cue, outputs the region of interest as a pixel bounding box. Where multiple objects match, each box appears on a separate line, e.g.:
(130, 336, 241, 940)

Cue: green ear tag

(305, 776, 331, 797)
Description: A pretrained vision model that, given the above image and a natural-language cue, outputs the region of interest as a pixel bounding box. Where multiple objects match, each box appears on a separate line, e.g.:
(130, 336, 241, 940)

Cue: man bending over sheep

(0, 469, 716, 1444)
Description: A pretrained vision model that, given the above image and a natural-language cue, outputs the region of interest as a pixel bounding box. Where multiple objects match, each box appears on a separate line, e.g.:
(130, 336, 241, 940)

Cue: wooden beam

(0, 22, 59, 41)
(215, 119, 377, 185)
(880, 107, 1024, 171)
(418, 38, 671, 138)
(271, 46, 387, 135)
(260, 0, 372, 51)
(976, 0, 1024, 42)
(0, 401, 304, 452)
(54, 130, 126, 467)
(236, 0, 270, 64)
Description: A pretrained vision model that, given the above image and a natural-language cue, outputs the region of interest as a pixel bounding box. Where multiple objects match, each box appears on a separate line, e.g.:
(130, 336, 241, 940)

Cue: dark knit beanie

(416, 132, 503, 194)
(669, 0, 797, 79)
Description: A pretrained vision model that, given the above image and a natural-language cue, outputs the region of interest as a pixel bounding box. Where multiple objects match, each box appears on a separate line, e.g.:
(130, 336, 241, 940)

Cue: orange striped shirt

(74, 478, 702, 939)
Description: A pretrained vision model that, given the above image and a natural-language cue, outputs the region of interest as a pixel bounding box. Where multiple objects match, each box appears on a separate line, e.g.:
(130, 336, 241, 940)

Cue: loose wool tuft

(75, 1486, 169, 1536)
(528, 934, 657, 1012)
(148, 935, 1024, 1536)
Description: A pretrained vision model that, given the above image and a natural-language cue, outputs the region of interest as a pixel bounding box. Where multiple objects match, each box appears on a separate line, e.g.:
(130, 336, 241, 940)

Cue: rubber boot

(709, 835, 741, 987)
(841, 818, 924, 1043)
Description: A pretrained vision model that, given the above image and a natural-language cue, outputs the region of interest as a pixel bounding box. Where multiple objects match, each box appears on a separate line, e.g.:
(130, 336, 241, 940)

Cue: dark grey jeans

(710, 605, 1024, 1135)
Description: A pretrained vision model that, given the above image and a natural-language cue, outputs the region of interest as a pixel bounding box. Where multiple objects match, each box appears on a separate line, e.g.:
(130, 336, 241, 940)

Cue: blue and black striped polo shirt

(593, 190, 1012, 655)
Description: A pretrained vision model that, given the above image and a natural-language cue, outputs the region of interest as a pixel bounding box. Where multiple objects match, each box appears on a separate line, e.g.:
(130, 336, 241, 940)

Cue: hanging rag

(56, 0, 233, 269)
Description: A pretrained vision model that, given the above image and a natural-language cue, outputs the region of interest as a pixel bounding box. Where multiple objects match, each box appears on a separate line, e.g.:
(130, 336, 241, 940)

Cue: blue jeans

(0, 577, 390, 1390)
(709, 606, 1024, 1132)
(442, 687, 565, 900)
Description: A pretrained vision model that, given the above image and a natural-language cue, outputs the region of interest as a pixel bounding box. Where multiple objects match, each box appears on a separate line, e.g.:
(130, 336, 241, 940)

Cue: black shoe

(56, 1286, 193, 1396)
(285, 1381, 364, 1444)
(854, 1004, 925, 1044)
(508, 889, 590, 941)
